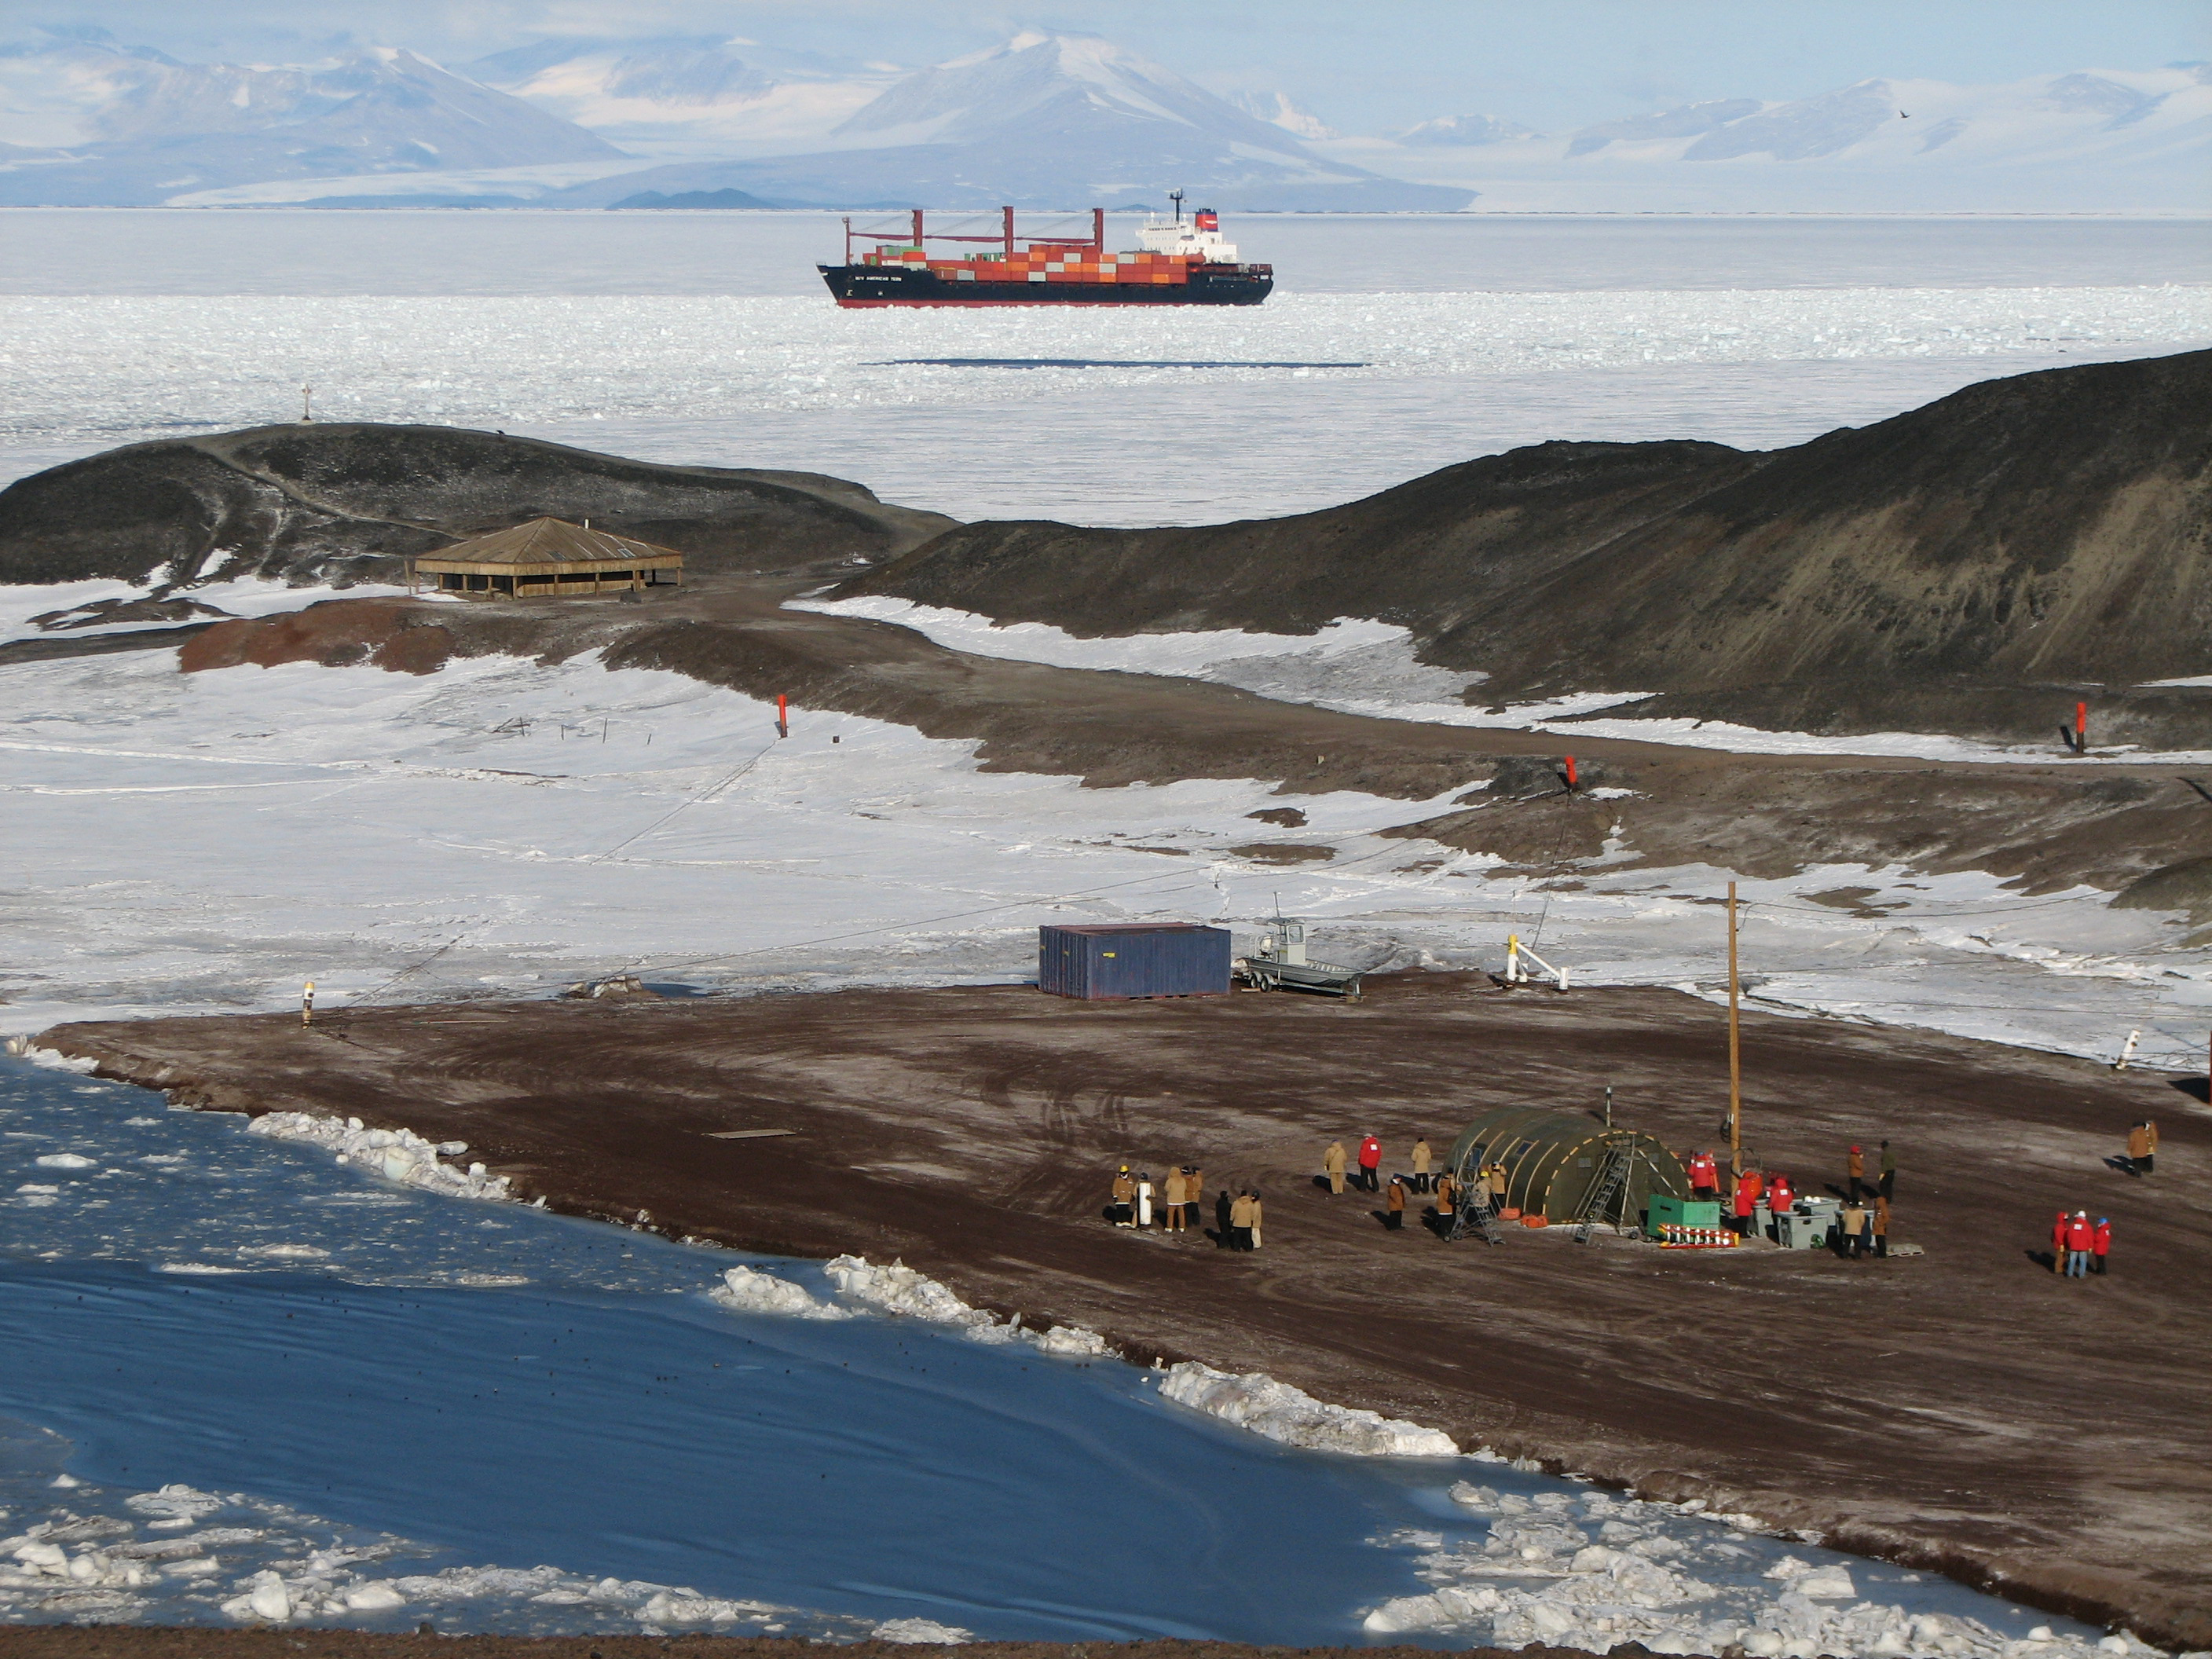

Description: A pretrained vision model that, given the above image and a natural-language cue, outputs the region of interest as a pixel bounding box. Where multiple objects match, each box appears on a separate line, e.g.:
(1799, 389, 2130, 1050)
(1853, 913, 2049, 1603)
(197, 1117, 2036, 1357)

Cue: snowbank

(244, 1112, 511, 1202)
(1158, 1361, 1459, 1457)
(822, 1254, 1002, 1334)
(5, 1040, 98, 1073)
(709, 1264, 849, 1320)
(1379, 1483, 2166, 1659)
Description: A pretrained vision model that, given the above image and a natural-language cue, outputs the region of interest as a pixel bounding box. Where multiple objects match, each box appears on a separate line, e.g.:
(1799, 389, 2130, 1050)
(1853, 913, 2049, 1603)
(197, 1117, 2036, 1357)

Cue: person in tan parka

(1411, 1137, 1434, 1193)
(2127, 1121, 2155, 1177)
(1323, 1139, 1348, 1195)
(1162, 1166, 1187, 1232)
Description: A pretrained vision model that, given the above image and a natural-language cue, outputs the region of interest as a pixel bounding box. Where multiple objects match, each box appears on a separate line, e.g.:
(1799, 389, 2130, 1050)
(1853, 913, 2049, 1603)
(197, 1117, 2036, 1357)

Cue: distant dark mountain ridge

(0, 425, 953, 589)
(841, 350, 2212, 706)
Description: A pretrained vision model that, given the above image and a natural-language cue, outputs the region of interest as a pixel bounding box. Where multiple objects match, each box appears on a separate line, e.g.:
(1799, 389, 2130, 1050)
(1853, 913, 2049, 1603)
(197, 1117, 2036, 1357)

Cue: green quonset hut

(1446, 1107, 1688, 1227)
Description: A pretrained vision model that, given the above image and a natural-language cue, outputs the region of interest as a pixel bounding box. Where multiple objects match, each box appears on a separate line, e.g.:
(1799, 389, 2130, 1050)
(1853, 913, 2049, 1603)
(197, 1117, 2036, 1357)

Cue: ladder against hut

(406, 518, 686, 600)
(1442, 1107, 1688, 1243)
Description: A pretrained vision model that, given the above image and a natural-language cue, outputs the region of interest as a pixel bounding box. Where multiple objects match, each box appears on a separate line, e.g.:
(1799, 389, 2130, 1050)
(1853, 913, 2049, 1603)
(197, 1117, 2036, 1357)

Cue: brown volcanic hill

(0, 423, 954, 591)
(843, 350, 2212, 700)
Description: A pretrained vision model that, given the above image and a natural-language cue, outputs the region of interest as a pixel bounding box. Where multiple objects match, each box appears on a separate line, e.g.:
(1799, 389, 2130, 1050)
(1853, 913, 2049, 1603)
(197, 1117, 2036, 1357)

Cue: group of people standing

(1697, 1142, 1898, 1258)
(2052, 1210, 2112, 1277)
(1320, 1137, 1491, 1238)
(1104, 1163, 1263, 1249)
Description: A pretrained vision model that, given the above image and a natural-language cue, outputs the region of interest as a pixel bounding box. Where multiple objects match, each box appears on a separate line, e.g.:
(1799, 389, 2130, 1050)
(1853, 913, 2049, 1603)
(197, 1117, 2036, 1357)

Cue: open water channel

(0, 1054, 2128, 1653)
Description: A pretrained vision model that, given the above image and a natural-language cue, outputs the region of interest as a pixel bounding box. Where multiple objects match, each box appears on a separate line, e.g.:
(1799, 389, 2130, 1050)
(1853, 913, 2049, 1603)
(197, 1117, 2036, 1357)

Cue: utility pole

(300, 384, 313, 423)
(1727, 882, 1742, 1178)
(302, 980, 315, 1027)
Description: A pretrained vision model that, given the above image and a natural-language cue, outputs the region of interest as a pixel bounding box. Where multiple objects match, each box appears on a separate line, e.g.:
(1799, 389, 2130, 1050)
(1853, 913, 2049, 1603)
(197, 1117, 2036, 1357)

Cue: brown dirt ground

(42, 979, 2212, 1649)
(0, 1636, 1617, 1659)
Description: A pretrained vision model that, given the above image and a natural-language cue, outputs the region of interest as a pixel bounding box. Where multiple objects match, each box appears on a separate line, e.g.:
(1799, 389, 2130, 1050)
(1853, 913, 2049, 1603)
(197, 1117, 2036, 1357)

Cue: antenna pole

(1170, 189, 1184, 225)
(844, 216, 852, 263)
(300, 383, 313, 423)
(912, 207, 925, 247)
(1727, 881, 1743, 1178)
(1093, 207, 1104, 253)
(1605, 1083, 1613, 1130)
(1003, 204, 1015, 258)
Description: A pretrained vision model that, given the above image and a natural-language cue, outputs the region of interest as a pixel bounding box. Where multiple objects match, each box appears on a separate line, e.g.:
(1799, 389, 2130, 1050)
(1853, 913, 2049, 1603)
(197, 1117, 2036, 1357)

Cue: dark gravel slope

(846, 350, 2212, 708)
(0, 424, 954, 589)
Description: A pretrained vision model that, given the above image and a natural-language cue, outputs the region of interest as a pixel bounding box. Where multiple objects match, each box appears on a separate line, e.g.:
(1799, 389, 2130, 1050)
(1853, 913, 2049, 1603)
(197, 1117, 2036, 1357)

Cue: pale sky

(20, 0, 2212, 132)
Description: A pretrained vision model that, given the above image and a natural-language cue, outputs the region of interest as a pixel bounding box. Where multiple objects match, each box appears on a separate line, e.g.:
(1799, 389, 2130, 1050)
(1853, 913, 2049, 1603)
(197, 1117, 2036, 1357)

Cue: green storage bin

(1646, 1194, 1723, 1238)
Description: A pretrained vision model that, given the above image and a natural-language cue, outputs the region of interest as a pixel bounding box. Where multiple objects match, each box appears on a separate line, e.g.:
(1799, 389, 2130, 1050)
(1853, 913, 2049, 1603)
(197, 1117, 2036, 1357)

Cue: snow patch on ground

(798, 598, 2212, 766)
(793, 597, 1645, 727)
(1158, 1361, 1459, 1457)
(0, 576, 416, 647)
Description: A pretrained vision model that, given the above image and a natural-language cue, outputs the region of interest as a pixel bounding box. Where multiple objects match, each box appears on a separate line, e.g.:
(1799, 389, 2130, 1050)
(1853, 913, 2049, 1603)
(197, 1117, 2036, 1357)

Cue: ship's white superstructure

(1137, 196, 1239, 262)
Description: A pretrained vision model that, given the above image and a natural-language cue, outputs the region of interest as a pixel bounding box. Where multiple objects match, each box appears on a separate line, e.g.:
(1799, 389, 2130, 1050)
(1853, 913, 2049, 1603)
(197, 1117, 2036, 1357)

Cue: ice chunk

(1363, 1583, 1505, 1632)
(1157, 1361, 1457, 1456)
(232, 1569, 291, 1621)
(873, 1617, 975, 1643)
(708, 1265, 848, 1320)
(34, 1153, 96, 1169)
(1029, 1322, 1110, 1358)
(124, 1486, 225, 1530)
(342, 1581, 406, 1610)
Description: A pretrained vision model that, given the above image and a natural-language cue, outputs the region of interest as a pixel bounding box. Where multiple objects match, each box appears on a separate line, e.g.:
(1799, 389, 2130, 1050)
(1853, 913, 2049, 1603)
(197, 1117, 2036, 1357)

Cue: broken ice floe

(1362, 1481, 2161, 1659)
(0, 1478, 873, 1639)
(244, 1112, 511, 1202)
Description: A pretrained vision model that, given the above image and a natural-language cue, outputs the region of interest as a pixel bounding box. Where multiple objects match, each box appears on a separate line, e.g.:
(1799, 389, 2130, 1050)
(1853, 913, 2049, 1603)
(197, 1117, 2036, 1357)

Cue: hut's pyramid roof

(418, 518, 684, 567)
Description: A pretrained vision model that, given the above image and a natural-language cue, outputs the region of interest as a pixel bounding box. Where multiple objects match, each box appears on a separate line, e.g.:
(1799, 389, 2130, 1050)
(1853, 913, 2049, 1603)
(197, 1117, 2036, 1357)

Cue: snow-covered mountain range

(0, 23, 2202, 212)
(528, 32, 1464, 211)
(0, 28, 622, 206)
(1359, 66, 2211, 211)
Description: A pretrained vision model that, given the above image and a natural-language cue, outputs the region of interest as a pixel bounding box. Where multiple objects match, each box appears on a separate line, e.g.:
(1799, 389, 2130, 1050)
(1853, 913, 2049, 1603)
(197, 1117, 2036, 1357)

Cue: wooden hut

(406, 518, 685, 600)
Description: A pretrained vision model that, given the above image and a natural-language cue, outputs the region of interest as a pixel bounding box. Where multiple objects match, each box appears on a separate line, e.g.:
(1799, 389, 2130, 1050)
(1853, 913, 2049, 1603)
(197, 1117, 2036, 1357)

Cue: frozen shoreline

(12, 1042, 2182, 1659)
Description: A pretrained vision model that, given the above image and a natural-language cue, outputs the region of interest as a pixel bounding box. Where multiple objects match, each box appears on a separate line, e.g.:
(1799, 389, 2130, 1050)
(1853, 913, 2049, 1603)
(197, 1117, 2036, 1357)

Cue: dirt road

(43, 977, 2212, 1647)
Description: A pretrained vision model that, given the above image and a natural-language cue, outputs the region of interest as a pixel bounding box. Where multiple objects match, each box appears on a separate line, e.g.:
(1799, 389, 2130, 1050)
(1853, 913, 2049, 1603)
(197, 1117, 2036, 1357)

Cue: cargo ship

(819, 195, 1272, 307)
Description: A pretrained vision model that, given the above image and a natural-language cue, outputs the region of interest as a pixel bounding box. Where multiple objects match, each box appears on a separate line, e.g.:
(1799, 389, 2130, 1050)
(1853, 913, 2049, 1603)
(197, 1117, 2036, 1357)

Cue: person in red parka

(1767, 1174, 1794, 1216)
(2064, 1210, 2093, 1277)
(1688, 1150, 1719, 1199)
(2051, 1210, 2068, 1274)
(2093, 1217, 2111, 1276)
(1357, 1134, 1382, 1193)
(1733, 1170, 1759, 1236)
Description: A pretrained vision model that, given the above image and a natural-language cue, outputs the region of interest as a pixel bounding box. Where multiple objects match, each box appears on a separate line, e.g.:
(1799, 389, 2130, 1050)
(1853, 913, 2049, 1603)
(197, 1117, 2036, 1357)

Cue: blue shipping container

(1038, 923, 1232, 1001)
